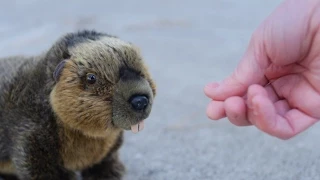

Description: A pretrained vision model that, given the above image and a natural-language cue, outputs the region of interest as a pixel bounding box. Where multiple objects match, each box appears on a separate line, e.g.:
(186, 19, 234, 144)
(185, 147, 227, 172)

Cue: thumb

(205, 33, 270, 101)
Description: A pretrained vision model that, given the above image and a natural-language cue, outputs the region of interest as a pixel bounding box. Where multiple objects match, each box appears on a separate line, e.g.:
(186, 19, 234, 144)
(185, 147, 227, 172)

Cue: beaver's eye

(86, 73, 97, 84)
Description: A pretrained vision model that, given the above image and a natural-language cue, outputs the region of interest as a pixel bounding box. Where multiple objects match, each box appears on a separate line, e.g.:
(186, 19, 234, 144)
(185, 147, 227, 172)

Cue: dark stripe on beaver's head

(46, 30, 117, 65)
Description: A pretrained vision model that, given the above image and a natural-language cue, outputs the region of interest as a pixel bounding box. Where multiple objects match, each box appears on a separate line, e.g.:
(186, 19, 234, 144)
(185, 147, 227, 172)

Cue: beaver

(0, 30, 156, 180)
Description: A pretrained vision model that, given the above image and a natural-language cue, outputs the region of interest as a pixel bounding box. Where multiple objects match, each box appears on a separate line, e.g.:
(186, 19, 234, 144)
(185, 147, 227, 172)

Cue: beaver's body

(0, 30, 156, 180)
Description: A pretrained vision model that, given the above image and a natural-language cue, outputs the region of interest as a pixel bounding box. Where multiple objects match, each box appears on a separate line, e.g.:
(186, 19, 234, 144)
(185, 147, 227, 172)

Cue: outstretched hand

(204, 0, 320, 139)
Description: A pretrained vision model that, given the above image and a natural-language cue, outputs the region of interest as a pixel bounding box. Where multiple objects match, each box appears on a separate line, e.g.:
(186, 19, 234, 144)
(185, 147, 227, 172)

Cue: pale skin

(204, 0, 320, 140)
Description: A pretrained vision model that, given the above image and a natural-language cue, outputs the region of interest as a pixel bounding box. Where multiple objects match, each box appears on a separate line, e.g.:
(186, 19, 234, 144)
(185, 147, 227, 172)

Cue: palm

(265, 57, 320, 118)
(243, 53, 319, 139)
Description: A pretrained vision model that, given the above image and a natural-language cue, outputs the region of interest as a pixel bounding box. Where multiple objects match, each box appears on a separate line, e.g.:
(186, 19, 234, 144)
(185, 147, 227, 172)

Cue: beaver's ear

(53, 60, 68, 82)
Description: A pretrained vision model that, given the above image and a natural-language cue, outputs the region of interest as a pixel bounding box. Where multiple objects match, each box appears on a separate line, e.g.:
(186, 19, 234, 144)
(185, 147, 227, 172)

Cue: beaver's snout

(112, 68, 154, 133)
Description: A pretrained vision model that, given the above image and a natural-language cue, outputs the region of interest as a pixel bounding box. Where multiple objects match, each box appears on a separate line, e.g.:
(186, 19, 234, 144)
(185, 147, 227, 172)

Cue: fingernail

(205, 82, 220, 89)
(206, 101, 225, 120)
(246, 98, 253, 109)
(251, 96, 259, 116)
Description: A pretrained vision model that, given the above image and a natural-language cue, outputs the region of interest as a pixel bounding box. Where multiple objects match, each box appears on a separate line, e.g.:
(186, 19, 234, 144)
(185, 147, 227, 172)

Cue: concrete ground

(1, 0, 320, 179)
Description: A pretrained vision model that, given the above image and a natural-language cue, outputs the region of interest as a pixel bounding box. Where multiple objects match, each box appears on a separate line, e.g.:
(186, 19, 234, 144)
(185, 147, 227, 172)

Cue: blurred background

(1, 0, 320, 180)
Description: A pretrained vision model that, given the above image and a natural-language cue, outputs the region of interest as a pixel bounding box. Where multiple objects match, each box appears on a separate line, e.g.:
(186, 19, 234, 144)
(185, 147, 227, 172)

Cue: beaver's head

(49, 30, 156, 137)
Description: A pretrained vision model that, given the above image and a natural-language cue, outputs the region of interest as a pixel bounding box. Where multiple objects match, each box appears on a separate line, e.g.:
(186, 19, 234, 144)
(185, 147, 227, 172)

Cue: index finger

(204, 31, 269, 101)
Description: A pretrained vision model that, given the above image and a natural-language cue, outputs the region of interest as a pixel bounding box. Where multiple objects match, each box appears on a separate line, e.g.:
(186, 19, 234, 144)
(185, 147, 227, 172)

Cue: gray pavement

(1, 0, 320, 180)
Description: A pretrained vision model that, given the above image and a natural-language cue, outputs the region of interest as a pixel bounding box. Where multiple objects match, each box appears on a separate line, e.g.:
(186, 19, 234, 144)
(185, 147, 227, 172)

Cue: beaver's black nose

(130, 95, 149, 111)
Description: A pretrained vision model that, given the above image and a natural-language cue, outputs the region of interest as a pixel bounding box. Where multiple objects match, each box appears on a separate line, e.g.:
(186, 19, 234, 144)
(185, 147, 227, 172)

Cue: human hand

(204, 0, 320, 140)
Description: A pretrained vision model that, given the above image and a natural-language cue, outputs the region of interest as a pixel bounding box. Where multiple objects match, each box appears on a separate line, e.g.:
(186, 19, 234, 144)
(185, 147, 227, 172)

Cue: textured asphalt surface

(1, 0, 320, 180)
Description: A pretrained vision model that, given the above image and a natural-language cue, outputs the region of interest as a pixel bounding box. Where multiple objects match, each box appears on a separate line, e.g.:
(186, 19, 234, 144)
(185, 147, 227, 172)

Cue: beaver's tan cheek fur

(49, 60, 115, 138)
(49, 61, 123, 171)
